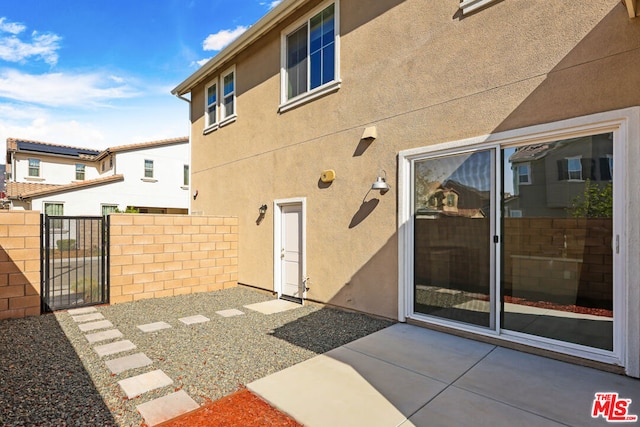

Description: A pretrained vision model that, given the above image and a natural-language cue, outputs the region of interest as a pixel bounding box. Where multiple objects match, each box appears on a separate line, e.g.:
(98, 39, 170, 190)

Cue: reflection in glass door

(413, 150, 494, 328)
(501, 133, 614, 350)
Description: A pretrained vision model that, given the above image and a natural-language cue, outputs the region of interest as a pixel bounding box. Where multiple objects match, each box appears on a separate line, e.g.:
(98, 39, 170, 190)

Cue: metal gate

(41, 215, 110, 312)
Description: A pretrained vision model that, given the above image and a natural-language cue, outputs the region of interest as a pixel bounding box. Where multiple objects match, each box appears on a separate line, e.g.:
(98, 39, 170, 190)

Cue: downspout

(173, 92, 193, 215)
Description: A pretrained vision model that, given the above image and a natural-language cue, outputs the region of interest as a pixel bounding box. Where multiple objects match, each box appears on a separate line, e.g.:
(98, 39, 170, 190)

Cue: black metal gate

(41, 215, 110, 312)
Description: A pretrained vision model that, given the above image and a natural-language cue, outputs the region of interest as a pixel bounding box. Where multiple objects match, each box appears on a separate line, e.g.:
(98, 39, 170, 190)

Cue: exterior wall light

(259, 204, 268, 215)
(371, 170, 390, 191)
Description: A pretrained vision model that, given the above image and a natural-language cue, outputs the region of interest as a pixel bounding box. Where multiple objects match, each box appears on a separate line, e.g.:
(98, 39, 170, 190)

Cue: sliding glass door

(410, 133, 615, 352)
(413, 150, 494, 328)
(501, 133, 613, 350)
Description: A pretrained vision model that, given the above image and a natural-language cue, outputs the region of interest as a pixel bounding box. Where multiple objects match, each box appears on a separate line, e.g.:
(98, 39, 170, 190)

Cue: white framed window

(517, 163, 531, 185)
(101, 204, 118, 216)
(205, 80, 218, 130)
(144, 159, 154, 178)
(75, 164, 85, 181)
(183, 164, 189, 186)
(221, 66, 236, 123)
(280, 0, 340, 112)
(567, 156, 583, 181)
(44, 202, 64, 229)
(203, 65, 237, 133)
(28, 158, 40, 177)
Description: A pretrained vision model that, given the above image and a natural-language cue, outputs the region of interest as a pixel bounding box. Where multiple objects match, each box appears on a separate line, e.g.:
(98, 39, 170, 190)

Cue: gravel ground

(0, 287, 393, 426)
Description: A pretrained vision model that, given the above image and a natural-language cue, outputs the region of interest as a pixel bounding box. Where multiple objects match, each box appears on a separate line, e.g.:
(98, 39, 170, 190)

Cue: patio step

(94, 340, 136, 357)
(178, 315, 210, 325)
(118, 369, 173, 399)
(72, 312, 105, 323)
(105, 352, 153, 375)
(136, 390, 199, 426)
(78, 319, 113, 332)
(85, 329, 123, 343)
(137, 321, 172, 333)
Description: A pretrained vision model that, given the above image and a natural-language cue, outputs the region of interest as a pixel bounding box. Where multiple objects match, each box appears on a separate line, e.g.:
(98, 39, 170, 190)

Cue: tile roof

(96, 137, 189, 159)
(7, 175, 124, 199)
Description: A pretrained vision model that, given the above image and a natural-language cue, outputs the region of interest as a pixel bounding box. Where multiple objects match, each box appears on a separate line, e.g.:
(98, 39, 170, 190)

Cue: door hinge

(493, 235, 499, 244)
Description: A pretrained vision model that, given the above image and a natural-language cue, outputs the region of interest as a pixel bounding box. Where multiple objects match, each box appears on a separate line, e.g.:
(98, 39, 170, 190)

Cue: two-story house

(5, 137, 190, 215)
(172, 0, 640, 377)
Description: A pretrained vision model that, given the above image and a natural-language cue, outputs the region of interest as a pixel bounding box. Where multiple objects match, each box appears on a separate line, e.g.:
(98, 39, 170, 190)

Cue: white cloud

(0, 17, 26, 35)
(0, 69, 139, 107)
(202, 26, 248, 52)
(0, 19, 61, 65)
(191, 57, 212, 68)
(259, 0, 282, 9)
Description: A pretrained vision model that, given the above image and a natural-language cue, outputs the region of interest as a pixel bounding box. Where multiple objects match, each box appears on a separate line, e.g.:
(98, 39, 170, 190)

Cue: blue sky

(0, 0, 282, 156)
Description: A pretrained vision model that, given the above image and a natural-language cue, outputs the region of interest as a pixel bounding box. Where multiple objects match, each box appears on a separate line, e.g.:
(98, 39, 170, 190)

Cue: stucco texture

(187, 0, 640, 320)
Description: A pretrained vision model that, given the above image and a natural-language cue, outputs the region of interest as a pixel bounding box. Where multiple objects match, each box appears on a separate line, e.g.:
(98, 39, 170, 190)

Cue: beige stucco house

(173, 0, 640, 377)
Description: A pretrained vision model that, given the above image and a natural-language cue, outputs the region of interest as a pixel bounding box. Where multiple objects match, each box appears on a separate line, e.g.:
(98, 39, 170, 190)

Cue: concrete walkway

(248, 324, 640, 427)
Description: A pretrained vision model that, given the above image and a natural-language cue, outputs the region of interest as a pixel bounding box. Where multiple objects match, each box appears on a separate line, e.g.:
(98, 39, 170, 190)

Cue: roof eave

(171, 0, 310, 96)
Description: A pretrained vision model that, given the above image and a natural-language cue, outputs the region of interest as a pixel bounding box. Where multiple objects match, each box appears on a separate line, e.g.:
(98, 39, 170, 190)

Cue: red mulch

(155, 388, 302, 427)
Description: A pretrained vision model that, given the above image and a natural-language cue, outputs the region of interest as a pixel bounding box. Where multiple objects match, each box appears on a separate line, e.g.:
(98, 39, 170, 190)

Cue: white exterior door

(280, 204, 303, 299)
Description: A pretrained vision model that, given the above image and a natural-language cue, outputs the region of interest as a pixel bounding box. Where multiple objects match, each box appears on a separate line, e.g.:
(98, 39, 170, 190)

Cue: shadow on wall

(0, 314, 117, 426)
(493, 4, 640, 134)
(0, 246, 40, 320)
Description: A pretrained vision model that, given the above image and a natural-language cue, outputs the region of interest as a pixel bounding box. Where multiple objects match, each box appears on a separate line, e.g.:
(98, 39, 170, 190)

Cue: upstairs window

(144, 159, 154, 178)
(517, 163, 531, 185)
(183, 165, 189, 186)
(222, 68, 235, 120)
(75, 164, 85, 180)
(28, 158, 40, 177)
(281, 1, 340, 111)
(205, 81, 218, 129)
(203, 65, 237, 133)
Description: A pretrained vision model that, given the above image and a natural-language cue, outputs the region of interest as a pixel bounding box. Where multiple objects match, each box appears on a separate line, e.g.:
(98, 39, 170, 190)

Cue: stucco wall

(188, 0, 640, 319)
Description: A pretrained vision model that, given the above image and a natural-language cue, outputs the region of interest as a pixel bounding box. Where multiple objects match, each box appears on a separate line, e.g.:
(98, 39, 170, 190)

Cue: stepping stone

(137, 390, 199, 426)
(67, 306, 98, 315)
(137, 321, 172, 333)
(178, 315, 210, 325)
(85, 329, 123, 343)
(94, 340, 136, 357)
(118, 369, 173, 399)
(79, 320, 113, 332)
(244, 299, 301, 315)
(216, 308, 245, 317)
(72, 312, 105, 323)
(105, 352, 153, 375)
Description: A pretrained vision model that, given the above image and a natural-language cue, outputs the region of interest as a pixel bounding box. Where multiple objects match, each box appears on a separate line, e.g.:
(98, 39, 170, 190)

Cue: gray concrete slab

(67, 306, 98, 315)
(94, 340, 136, 357)
(216, 308, 245, 317)
(85, 329, 123, 344)
(136, 390, 199, 426)
(178, 315, 210, 325)
(78, 319, 113, 332)
(72, 312, 105, 323)
(455, 347, 640, 426)
(251, 324, 640, 426)
(105, 353, 153, 375)
(118, 369, 173, 399)
(402, 386, 566, 427)
(137, 321, 172, 333)
(249, 346, 448, 427)
(344, 323, 495, 383)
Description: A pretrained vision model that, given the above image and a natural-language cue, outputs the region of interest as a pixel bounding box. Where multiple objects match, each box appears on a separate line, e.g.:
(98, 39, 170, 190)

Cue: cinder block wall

(109, 214, 238, 303)
(0, 211, 41, 320)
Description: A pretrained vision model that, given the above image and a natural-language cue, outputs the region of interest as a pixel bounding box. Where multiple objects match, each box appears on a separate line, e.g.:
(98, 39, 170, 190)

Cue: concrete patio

(249, 323, 640, 426)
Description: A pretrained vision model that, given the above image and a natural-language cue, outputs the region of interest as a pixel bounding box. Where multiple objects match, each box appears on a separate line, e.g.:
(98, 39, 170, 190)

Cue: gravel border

(1, 286, 393, 426)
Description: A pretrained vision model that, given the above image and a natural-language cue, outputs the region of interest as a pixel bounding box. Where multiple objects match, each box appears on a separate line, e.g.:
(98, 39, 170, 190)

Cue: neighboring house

(172, 0, 640, 377)
(5, 137, 190, 215)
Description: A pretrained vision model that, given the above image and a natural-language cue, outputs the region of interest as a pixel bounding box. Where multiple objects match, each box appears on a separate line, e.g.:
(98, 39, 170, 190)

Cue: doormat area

(155, 388, 301, 427)
(244, 299, 301, 315)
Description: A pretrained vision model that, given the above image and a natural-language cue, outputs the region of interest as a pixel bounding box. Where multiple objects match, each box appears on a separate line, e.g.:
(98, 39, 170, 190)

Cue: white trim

(460, 0, 500, 15)
(204, 79, 218, 129)
(279, 0, 340, 110)
(273, 197, 307, 300)
(220, 65, 237, 122)
(398, 107, 640, 377)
